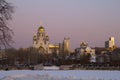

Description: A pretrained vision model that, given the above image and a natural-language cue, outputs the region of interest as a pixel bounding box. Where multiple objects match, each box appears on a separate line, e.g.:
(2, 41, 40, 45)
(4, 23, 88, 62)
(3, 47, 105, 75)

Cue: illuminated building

(75, 41, 96, 62)
(33, 26, 59, 54)
(105, 37, 115, 48)
(58, 38, 71, 55)
(63, 37, 71, 54)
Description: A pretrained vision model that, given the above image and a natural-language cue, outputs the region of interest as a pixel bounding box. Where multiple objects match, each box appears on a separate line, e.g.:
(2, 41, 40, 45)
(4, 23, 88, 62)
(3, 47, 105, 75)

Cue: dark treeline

(0, 47, 120, 68)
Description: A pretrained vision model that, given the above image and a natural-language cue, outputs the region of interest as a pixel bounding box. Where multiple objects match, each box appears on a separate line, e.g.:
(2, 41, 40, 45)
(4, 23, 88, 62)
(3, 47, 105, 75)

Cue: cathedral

(33, 26, 59, 54)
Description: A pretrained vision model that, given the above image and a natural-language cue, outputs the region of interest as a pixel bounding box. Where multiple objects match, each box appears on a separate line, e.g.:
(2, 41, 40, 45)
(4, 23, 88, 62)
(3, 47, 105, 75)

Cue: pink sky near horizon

(9, 0, 120, 49)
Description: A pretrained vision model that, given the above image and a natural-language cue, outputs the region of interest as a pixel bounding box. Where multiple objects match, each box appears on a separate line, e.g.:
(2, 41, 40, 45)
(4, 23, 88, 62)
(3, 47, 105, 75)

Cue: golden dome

(39, 26, 44, 29)
(38, 26, 45, 32)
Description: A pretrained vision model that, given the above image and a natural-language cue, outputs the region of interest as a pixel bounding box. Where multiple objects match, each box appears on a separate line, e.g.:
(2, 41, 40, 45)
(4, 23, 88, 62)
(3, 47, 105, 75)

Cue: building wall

(63, 38, 71, 54)
(105, 37, 115, 48)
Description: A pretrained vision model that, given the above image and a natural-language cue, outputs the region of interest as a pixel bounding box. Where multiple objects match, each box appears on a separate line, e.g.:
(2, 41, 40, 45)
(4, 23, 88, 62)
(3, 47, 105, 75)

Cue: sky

(9, 0, 120, 49)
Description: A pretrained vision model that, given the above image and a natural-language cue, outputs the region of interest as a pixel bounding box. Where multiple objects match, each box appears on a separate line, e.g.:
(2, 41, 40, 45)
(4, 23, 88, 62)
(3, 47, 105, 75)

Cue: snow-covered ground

(0, 70, 120, 80)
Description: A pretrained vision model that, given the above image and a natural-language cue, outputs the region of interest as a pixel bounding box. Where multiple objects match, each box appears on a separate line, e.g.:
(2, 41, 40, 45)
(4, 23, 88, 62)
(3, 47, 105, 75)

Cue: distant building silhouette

(59, 43, 63, 54)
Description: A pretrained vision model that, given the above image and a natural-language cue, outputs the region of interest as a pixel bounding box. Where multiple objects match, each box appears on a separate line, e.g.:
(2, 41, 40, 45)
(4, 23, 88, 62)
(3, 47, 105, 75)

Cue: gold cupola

(38, 26, 45, 32)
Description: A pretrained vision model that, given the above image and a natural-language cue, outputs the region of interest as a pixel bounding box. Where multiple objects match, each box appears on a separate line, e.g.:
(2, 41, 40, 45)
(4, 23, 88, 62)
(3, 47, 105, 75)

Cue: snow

(43, 66, 60, 70)
(0, 70, 120, 80)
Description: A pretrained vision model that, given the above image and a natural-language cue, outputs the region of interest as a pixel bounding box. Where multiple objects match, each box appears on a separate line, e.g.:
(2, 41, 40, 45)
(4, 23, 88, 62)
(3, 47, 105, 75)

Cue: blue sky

(9, 0, 120, 49)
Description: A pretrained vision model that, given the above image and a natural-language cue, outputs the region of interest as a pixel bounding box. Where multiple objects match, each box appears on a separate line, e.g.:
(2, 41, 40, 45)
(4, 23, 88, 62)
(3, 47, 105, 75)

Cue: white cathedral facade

(33, 26, 59, 54)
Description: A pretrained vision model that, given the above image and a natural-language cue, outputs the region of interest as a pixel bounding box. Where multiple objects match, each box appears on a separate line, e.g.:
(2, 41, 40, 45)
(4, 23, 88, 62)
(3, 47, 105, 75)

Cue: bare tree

(0, 0, 14, 48)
